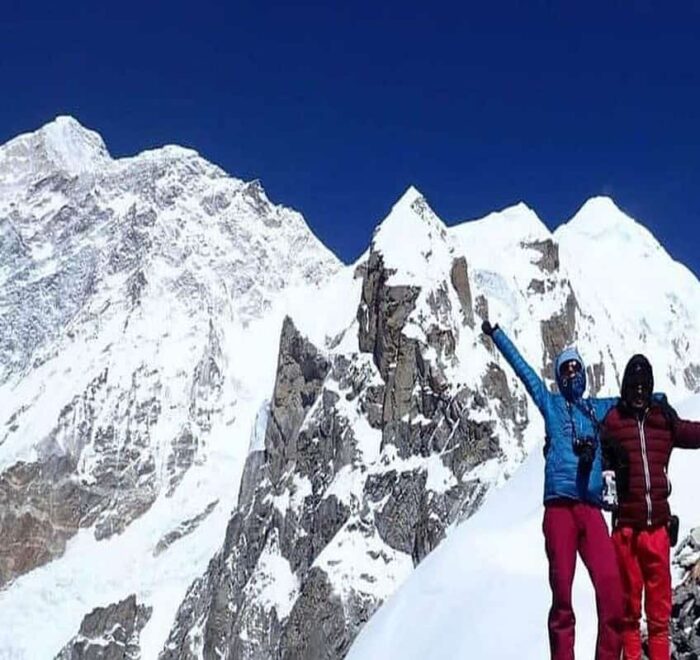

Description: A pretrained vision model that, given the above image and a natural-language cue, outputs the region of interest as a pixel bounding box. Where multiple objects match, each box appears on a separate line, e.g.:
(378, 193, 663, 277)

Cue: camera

(573, 436, 596, 470)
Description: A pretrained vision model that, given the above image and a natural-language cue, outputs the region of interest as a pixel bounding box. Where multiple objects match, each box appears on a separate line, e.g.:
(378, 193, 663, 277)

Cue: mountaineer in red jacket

(602, 354, 700, 660)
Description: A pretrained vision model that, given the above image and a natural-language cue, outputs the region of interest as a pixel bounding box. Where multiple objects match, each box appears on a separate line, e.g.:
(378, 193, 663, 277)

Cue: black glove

(481, 320, 497, 337)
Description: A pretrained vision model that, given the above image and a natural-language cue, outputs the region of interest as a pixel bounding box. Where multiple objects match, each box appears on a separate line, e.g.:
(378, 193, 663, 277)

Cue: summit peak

(0, 115, 111, 179)
(37, 115, 111, 172)
(394, 185, 424, 208)
(557, 195, 635, 238)
(373, 186, 444, 244)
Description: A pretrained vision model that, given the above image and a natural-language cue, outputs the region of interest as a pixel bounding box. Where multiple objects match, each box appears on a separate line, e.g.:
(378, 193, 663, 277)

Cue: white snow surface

(348, 394, 700, 659)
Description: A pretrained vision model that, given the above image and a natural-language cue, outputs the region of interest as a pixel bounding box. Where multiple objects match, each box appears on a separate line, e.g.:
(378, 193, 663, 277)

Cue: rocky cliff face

(56, 595, 153, 660)
(670, 529, 700, 658)
(162, 281, 508, 657)
(160, 191, 629, 659)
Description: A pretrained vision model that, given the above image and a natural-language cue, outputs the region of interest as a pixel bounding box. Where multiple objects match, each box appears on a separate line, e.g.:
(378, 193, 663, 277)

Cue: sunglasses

(559, 359, 582, 378)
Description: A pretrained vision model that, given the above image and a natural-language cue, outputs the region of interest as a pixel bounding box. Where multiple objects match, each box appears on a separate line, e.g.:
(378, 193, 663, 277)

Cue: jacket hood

(555, 346, 586, 397)
(621, 353, 654, 407)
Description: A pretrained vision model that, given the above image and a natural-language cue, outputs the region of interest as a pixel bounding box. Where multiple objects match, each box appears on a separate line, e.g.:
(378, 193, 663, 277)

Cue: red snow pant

(612, 525, 672, 660)
(543, 499, 624, 660)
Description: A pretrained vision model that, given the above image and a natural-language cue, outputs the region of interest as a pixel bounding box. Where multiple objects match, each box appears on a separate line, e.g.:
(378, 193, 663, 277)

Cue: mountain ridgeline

(0, 117, 699, 658)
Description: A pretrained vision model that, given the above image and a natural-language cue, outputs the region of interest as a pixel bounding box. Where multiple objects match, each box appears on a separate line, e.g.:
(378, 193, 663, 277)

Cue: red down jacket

(602, 402, 700, 528)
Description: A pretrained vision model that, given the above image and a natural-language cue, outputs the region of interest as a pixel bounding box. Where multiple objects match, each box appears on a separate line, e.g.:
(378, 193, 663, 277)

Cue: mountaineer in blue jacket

(482, 321, 623, 660)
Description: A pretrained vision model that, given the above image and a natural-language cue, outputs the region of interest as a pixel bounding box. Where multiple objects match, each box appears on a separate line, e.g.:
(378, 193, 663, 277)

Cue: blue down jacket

(492, 327, 618, 505)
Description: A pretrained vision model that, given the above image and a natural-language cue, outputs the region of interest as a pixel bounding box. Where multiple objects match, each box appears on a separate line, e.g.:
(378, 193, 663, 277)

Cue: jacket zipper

(638, 410, 652, 526)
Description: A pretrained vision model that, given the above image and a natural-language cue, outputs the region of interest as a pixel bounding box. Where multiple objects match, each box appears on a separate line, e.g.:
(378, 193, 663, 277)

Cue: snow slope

(348, 394, 700, 659)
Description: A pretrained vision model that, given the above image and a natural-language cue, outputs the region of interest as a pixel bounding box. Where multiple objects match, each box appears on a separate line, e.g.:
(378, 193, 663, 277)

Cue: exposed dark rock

(154, 500, 219, 557)
(0, 362, 169, 582)
(127, 269, 147, 307)
(412, 509, 446, 565)
(528, 279, 546, 295)
(280, 568, 352, 660)
(189, 320, 225, 434)
(586, 360, 606, 397)
(450, 257, 475, 327)
(683, 364, 700, 393)
(374, 470, 427, 554)
(381, 337, 419, 432)
(474, 294, 489, 322)
(265, 316, 331, 485)
(295, 394, 353, 495)
(426, 283, 452, 326)
(357, 251, 420, 380)
(0, 455, 94, 587)
(56, 594, 152, 660)
(165, 425, 199, 496)
(243, 180, 274, 218)
(443, 417, 500, 481)
(523, 238, 559, 273)
(541, 289, 579, 384)
(309, 496, 351, 560)
(426, 325, 456, 362)
(362, 385, 385, 429)
(670, 575, 700, 658)
(353, 260, 368, 281)
(482, 364, 527, 443)
(669, 529, 700, 658)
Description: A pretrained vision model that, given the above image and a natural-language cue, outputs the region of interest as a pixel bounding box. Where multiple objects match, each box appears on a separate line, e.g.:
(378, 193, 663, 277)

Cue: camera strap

(574, 400, 601, 438)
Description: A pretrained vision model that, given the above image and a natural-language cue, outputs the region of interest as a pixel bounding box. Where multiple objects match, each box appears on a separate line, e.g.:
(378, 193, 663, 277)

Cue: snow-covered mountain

(0, 116, 340, 657)
(0, 117, 699, 659)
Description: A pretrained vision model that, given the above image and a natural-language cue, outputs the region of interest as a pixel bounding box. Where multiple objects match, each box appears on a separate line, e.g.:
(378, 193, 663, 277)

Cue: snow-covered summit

(0, 116, 111, 183)
(451, 201, 551, 251)
(553, 194, 700, 392)
(0, 117, 229, 198)
(0, 117, 340, 385)
(554, 196, 665, 259)
(38, 115, 111, 172)
(371, 185, 453, 286)
(558, 195, 633, 237)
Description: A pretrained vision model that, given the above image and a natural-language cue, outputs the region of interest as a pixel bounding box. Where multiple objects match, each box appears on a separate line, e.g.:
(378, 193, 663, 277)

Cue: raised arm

(483, 322, 549, 413)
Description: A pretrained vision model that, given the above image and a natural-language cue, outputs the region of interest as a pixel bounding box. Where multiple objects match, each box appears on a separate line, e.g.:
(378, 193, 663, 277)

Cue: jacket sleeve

(589, 397, 619, 424)
(491, 327, 549, 413)
(673, 418, 700, 449)
(655, 397, 700, 449)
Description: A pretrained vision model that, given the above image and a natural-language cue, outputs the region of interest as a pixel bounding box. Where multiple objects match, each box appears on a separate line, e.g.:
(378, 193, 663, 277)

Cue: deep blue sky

(2, 1, 700, 275)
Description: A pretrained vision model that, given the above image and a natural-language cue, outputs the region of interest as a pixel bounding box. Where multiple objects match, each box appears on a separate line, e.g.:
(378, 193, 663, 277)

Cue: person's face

(627, 379, 651, 411)
(559, 359, 582, 384)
